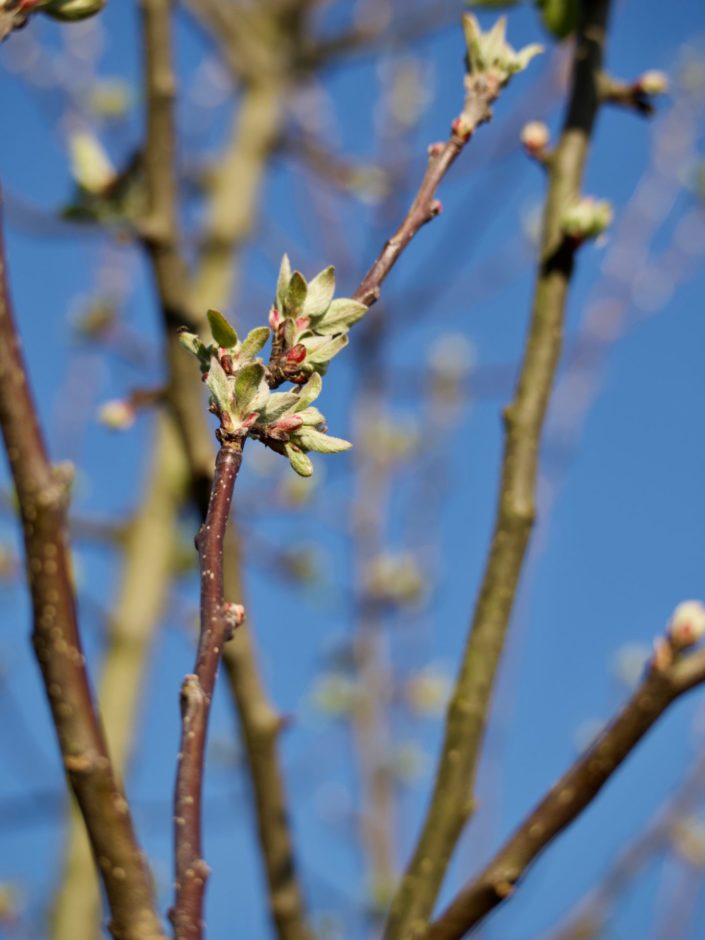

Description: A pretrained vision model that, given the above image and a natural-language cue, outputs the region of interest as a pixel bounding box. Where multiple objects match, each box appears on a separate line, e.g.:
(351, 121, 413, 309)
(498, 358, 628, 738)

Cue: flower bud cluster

(268, 255, 367, 384)
(179, 285, 358, 476)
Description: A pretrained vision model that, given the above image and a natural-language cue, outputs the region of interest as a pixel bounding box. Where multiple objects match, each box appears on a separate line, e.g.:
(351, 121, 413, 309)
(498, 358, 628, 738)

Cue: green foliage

(180, 258, 368, 475)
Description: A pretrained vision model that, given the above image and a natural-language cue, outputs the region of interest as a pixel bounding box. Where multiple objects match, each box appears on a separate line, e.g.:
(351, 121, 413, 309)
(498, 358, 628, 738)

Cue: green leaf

(258, 391, 302, 423)
(313, 298, 368, 334)
(295, 428, 352, 454)
(285, 444, 314, 477)
(293, 372, 322, 410)
(234, 362, 266, 416)
(303, 266, 336, 318)
(207, 309, 238, 348)
(240, 326, 270, 359)
(296, 406, 326, 427)
(205, 356, 232, 411)
(301, 333, 349, 365)
(276, 254, 292, 310)
(177, 329, 207, 360)
(285, 272, 308, 318)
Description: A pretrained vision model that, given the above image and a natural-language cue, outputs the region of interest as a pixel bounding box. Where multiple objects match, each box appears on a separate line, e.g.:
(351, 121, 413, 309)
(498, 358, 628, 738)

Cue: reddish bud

(451, 116, 473, 142)
(274, 414, 304, 433)
(220, 354, 235, 375)
(286, 344, 307, 364)
(295, 316, 310, 332)
(427, 141, 445, 158)
(429, 199, 443, 217)
(269, 306, 282, 330)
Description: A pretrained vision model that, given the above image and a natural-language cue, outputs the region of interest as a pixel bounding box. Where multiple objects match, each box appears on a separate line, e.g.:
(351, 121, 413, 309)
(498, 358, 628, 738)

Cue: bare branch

(424, 643, 705, 939)
(0, 191, 166, 940)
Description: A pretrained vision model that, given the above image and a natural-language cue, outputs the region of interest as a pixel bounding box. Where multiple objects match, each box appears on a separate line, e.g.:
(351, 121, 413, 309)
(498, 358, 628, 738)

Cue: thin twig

(384, 3, 612, 936)
(352, 74, 499, 309)
(424, 643, 705, 939)
(172, 440, 244, 940)
(138, 1, 315, 929)
(0, 191, 166, 940)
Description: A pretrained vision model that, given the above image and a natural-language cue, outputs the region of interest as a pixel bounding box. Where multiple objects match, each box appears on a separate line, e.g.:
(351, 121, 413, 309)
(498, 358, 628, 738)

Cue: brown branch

(352, 74, 500, 309)
(383, 3, 612, 937)
(137, 3, 314, 931)
(543, 748, 705, 940)
(172, 439, 244, 940)
(0, 192, 165, 940)
(424, 643, 705, 940)
(52, 416, 187, 940)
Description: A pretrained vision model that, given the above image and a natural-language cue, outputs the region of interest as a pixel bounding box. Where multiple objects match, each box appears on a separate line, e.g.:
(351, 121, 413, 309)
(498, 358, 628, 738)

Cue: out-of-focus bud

(636, 70, 669, 96)
(98, 399, 135, 431)
(667, 600, 705, 650)
(671, 817, 705, 867)
(560, 197, 613, 243)
(363, 553, 425, 608)
(69, 131, 115, 195)
(39, 0, 105, 21)
(405, 666, 451, 716)
(520, 120, 550, 157)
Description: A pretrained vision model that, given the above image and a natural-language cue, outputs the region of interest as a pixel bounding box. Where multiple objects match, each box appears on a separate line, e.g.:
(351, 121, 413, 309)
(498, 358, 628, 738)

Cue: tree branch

(52, 416, 187, 940)
(353, 73, 500, 309)
(384, 3, 612, 937)
(172, 440, 244, 940)
(424, 642, 705, 939)
(0, 191, 166, 940)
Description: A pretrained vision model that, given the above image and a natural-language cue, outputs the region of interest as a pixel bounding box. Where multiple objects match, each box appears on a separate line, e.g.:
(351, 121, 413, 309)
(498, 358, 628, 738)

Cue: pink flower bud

(241, 412, 259, 430)
(295, 316, 310, 332)
(668, 600, 705, 649)
(269, 306, 282, 330)
(286, 344, 307, 364)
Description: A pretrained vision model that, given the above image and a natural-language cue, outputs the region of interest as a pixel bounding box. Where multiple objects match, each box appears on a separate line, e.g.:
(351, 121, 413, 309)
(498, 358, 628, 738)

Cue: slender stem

(424, 645, 705, 939)
(138, 1, 313, 931)
(0, 192, 166, 940)
(172, 440, 244, 940)
(384, 4, 612, 937)
(353, 75, 498, 309)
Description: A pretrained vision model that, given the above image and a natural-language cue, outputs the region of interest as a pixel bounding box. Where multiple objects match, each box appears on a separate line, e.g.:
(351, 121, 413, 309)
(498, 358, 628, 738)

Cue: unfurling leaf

(312, 298, 368, 334)
(205, 356, 232, 411)
(294, 372, 323, 410)
(276, 253, 292, 310)
(294, 429, 352, 454)
(234, 362, 266, 416)
(301, 333, 349, 366)
(240, 326, 270, 359)
(285, 272, 308, 318)
(285, 444, 314, 477)
(207, 309, 238, 349)
(303, 266, 336, 318)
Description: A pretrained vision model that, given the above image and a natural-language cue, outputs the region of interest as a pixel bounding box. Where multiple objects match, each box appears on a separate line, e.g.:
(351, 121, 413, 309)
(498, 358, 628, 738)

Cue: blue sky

(1, 1, 705, 938)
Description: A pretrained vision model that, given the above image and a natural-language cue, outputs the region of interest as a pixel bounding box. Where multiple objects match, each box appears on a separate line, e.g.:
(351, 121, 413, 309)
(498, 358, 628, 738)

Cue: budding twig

(172, 440, 245, 940)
